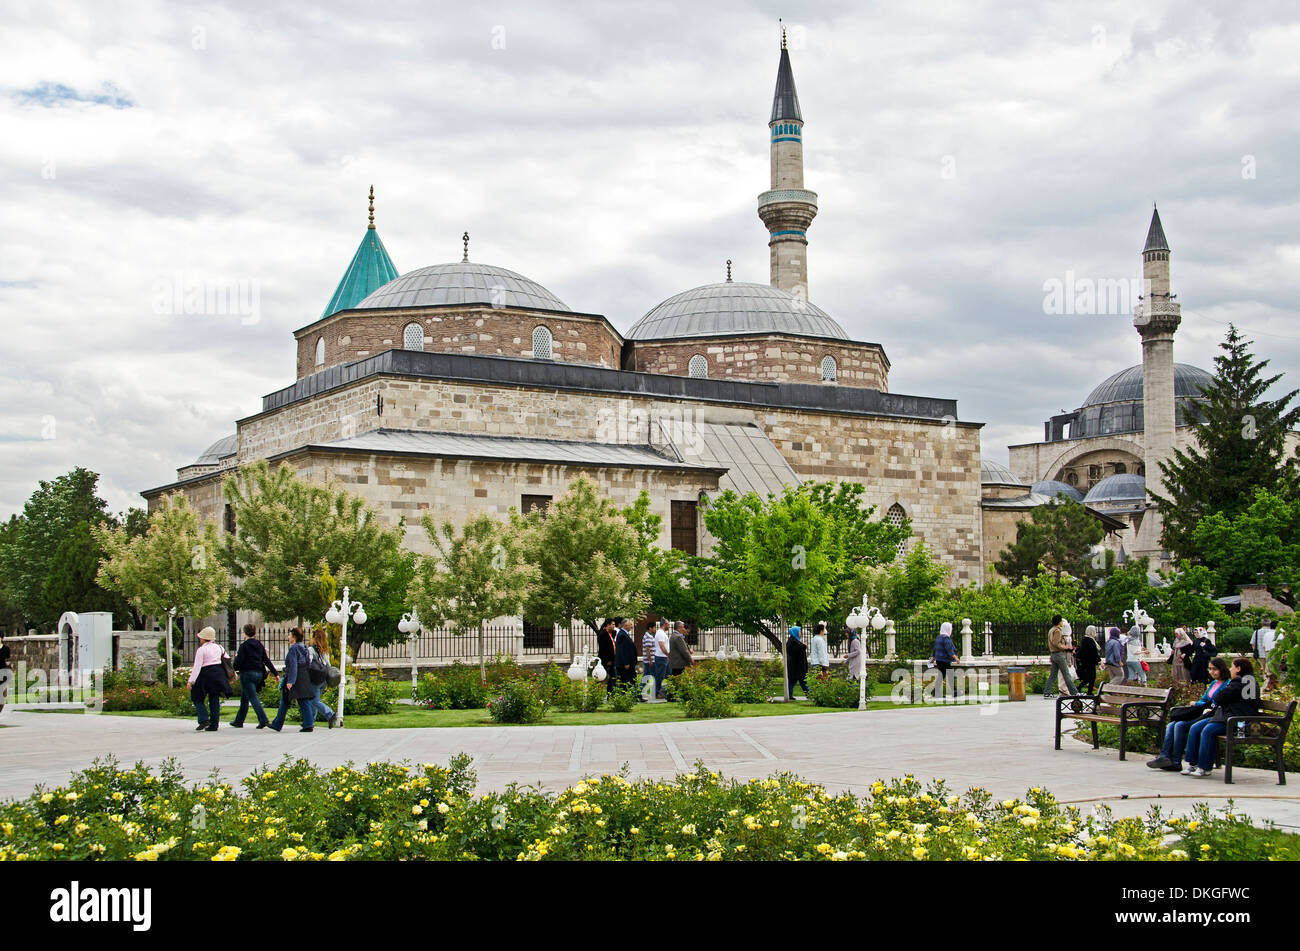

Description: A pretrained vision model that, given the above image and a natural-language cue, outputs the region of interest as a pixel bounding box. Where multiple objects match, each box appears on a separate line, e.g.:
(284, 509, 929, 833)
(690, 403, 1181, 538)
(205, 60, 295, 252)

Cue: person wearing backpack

(308, 627, 338, 729)
(269, 628, 317, 732)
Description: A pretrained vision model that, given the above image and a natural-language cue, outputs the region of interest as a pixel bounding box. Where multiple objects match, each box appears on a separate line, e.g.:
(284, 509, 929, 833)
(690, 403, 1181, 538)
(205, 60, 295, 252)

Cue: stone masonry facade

(629, 335, 888, 389)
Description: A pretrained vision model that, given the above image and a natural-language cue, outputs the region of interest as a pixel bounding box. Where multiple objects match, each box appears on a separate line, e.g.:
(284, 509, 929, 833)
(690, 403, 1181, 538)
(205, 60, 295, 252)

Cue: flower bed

(2, 756, 1289, 862)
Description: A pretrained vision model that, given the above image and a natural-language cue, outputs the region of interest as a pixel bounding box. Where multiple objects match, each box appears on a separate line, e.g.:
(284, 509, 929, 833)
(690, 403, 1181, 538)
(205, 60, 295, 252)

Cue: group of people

(187, 624, 339, 732)
(1146, 655, 1260, 777)
(598, 617, 695, 699)
(784, 623, 832, 698)
(1039, 618, 1229, 698)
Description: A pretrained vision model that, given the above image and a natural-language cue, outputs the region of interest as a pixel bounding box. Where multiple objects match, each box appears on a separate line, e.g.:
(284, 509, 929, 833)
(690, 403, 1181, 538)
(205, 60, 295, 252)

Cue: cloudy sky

(1, 0, 1297, 517)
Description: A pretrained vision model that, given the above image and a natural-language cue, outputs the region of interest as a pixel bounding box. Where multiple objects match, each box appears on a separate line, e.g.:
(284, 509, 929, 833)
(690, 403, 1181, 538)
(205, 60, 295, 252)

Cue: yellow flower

(111, 792, 124, 801)
(411, 805, 423, 815)
(51, 843, 65, 852)
(1187, 821, 1200, 831)
(815, 843, 832, 854)
(419, 799, 429, 807)
(281, 848, 300, 861)
(437, 802, 450, 814)
(134, 849, 159, 861)
(40, 794, 53, 804)
(912, 846, 928, 859)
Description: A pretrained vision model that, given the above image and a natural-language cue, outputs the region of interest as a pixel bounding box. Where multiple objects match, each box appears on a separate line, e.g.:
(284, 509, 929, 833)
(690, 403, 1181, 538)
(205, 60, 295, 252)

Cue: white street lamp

(165, 606, 177, 689)
(398, 607, 421, 701)
(567, 648, 607, 707)
(846, 595, 888, 711)
(325, 586, 365, 727)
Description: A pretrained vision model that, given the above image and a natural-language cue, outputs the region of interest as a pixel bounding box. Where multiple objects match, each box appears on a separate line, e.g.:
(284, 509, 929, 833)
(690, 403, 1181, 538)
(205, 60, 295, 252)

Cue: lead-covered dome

(981, 459, 1027, 487)
(1083, 473, 1146, 504)
(355, 262, 571, 312)
(1072, 363, 1211, 438)
(1031, 480, 1084, 502)
(627, 281, 849, 341)
(1083, 363, 1211, 408)
(194, 434, 237, 466)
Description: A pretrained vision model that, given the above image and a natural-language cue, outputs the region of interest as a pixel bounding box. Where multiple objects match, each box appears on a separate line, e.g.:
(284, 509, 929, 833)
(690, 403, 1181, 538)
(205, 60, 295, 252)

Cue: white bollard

(960, 618, 975, 663)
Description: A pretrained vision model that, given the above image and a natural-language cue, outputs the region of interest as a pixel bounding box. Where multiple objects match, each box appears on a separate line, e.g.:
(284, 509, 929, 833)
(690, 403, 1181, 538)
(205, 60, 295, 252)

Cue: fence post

(1205, 620, 1216, 646)
(960, 618, 975, 663)
(983, 621, 993, 657)
(884, 619, 897, 661)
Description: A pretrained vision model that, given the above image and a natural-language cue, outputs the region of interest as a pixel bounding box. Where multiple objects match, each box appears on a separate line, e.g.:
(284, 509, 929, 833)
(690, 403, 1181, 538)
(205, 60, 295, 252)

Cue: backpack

(307, 646, 328, 685)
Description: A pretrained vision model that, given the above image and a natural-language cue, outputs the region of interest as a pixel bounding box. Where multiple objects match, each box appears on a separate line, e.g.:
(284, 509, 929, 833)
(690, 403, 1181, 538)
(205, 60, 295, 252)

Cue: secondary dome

(980, 459, 1027, 487)
(355, 262, 571, 312)
(627, 281, 849, 341)
(1082, 363, 1211, 408)
(1084, 473, 1146, 504)
(1031, 480, 1084, 502)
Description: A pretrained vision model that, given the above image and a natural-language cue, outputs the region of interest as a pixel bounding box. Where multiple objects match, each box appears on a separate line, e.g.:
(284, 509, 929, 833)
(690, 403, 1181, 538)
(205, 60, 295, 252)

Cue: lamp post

(846, 595, 888, 711)
(567, 648, 607, 707)
(325, 586, 366, 727)
(398, 607, 421, 701)
(165, 606, 177, 689)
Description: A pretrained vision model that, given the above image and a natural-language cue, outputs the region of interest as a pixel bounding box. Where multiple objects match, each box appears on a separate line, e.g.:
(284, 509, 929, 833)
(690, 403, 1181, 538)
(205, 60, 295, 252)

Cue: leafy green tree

(409, 513, 536, 684)
(862, 540, 950, 622)
(41, 521, 134, 623)
(93, 494, 231, 686)
(623, 491, 719, 631)
(0, 467, 115, 630)
(993, 499, 1107, 585)
(514, 477, 649, 655)
(912, 574, 1090, 627)
(221, 461, 407, 654)
(1088, 558, 1227, 632)
(1192, 488, 1299, 609)
(1154, 325, 1300, 560)
(0, 514, 26, 633)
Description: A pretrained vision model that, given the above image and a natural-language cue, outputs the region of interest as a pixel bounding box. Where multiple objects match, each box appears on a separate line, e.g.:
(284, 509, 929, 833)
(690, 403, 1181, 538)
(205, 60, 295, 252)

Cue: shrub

(415, 664, 489, 710)
(1220, 627, 1254, 653)
(1026, 667, 1049, 694)
(98, 684, 192, 714)
(487, 679, 546, 724)
(607, 679, 640, 712)
(670, 674, 738, 719)
(807, 675, 860, 708)
(668, 661, 767, 705)
(330, 669, 393, 716)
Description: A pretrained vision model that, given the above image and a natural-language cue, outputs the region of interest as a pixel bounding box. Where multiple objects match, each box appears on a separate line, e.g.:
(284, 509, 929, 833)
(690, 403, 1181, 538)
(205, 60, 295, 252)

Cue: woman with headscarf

(1188, 629, 1218, 684)
(1074, 625, 1101, 694)
(187, 626, 232, 731)
(1125, 625, 1147, 684)
(785, 625, 809, 700)
(1104, 627, 1126, 684)
(845, 631, 863, 682)
(1171, 626, 1193, 683)
(930, 622, 958, 699)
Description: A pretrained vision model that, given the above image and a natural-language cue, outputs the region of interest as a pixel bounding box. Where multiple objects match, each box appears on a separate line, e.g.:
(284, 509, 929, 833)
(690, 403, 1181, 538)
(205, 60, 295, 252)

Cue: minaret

(1135, 205, 1181, 507)
(757, 28, 818, 297)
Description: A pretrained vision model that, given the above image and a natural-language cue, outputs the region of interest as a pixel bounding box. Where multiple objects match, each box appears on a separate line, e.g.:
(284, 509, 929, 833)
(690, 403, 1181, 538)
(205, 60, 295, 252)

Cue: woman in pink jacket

(188, 627, 232, 731)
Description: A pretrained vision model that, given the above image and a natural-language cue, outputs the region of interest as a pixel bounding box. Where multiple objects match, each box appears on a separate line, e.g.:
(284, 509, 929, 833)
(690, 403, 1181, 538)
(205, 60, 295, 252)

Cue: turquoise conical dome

(321, 189, 400, 318)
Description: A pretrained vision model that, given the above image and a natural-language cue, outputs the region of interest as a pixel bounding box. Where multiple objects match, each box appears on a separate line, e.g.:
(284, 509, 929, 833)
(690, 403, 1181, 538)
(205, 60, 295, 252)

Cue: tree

(0, 467, 116, 630)
(1088, 558, 1227, 632)
(912, 574, 1091, 628)
(862, 541, 950, 623)
(1192, 488, 1300, 608)
(993, 499, 1106, 585)
(623, 491, 719, 631)
(221, 461, 407, 654)
(0, 514, 26, 633)
(42, 522, 134, 622)
(514, 478, 649, 654)
(1154, 325, 1300, 561)
(409, 513, 536, 684)
(94, 494, 231, 686)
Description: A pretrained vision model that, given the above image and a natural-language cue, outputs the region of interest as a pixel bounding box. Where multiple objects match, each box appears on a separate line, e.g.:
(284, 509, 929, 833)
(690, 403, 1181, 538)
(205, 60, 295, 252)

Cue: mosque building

(143, 37, 987, 632)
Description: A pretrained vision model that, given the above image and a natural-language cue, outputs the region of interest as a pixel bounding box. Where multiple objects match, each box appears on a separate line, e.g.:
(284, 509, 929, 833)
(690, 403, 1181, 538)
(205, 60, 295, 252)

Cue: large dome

(980, 459, 1027, 487)
(1031, 480, 1084, 502)
(193, 434, 236, 466)
(1083, 473, 1147, 504)
(355, 262, 571, 312)
(1082, 363, 1212, 408)
(627, 281, 849, 341)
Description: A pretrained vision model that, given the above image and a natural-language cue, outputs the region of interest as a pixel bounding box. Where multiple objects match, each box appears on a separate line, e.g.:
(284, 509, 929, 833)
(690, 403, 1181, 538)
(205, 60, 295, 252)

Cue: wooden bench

(1055, 683, 1172, 761)
(1216, 699, 1296, 785)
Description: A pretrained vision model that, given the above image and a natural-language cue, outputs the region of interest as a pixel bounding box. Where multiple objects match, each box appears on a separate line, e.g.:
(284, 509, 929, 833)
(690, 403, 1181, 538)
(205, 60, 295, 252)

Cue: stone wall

(2, 634, 59, 672)
(295, 306, 621, 379)
(980, 506, 1024, 582)
(629, 335, 888, 389)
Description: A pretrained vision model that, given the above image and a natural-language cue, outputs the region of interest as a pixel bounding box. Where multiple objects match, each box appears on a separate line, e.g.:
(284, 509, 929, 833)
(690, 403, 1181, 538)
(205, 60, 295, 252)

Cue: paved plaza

(1, 703, 1297, 828)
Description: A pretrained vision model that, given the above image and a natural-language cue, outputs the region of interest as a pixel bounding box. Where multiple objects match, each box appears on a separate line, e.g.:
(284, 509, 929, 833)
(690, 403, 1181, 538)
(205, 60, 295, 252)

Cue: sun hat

(197, 626, 217, 642)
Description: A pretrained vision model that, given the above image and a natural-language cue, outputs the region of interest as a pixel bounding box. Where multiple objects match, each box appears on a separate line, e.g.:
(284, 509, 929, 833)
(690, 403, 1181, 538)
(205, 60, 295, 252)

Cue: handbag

(307, 648, 329, 685)
(220, 653, 237, 685)
(1140, 661, 1150, 672)
(326, 665, 341, 688)
(1167, 705, 1205, 722)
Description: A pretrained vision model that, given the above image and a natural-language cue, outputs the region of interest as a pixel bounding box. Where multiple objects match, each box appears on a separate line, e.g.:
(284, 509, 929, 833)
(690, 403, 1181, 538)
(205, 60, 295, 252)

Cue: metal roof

(770, 47, 803, 123)
(671, 421, 800, 498)
(1031, 480, 1084, 502)
(626, 281, 848, 341)
(1082, 363, 1211, 408)
(354, 262, 571, 312)
(193, 434, 237, 465)
(980, 458, 1027, 487)
(305, 428, 712, 471)
(321, 229, 400, 318)
(1084, 473, 1147, 503)
(1143, 207, 1169, 252)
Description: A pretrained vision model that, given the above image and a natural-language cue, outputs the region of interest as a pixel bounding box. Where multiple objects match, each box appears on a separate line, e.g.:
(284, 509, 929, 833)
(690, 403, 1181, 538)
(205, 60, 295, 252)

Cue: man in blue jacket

(269, 628, 317, 733)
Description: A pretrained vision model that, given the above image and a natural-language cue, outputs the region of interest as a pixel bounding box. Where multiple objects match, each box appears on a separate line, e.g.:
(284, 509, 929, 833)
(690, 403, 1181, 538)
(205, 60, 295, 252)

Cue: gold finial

(780, 19, 786, 50)
(726, 259, 733, 282)
(462, 231, 470, 262)
(367, 185, 375, 229)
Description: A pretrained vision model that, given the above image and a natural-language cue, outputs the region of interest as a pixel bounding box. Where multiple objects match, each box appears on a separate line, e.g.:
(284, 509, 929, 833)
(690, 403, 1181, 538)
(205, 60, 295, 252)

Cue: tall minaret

(1135, 205, 1181, 507)
(757, 28, 818, 297)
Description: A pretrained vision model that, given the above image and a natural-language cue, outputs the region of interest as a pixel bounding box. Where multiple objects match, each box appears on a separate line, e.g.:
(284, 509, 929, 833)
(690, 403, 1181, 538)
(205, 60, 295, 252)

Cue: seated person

(1181, 657, 1259, 777)
(1146, 656, 1230, 771)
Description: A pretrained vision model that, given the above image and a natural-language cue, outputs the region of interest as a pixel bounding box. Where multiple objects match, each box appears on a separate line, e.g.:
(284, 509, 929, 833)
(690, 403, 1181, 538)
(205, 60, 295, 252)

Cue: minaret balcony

(758, 188, 818, 210)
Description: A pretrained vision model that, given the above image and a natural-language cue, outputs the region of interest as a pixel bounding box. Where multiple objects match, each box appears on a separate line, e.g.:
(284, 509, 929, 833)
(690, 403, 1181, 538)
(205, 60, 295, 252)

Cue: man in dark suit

(613, 618, 638, 695)
(598, 619, 618, 695)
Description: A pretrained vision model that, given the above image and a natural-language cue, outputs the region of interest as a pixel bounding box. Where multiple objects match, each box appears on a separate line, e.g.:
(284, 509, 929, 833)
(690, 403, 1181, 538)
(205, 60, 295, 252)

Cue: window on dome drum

(402, 322, 424, 352)
(670, 500, 698, 555)
(314, 337, 324, 366)
(821, 355, 837, 382)
(1088, 464, 1102, 481)
(1065, 471, 1079, 486)
(886, 503, 907, 558)
(688, 354, 708, 379)
(532, 326, 553, 360)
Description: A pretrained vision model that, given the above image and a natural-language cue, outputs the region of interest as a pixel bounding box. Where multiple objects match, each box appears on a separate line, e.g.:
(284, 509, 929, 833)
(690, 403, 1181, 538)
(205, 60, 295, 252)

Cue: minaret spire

(757, 33, 817, 297)
(367, 185, 375, 229)
(462, 231, 470, 262)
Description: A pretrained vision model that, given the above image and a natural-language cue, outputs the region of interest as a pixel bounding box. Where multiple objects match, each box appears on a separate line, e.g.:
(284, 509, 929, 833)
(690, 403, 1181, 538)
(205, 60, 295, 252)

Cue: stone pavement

(1, 702, 1297, 828)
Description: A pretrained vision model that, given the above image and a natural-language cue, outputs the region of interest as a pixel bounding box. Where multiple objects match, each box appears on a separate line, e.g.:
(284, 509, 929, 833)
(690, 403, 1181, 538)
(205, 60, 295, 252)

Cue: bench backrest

(1258, 699, 1297, 725)
(1098, 684, 1171, 701)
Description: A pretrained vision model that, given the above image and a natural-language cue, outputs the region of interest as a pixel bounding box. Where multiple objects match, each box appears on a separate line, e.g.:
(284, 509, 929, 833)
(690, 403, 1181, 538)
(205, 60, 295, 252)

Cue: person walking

(930, 622, 958, 699)
(598, 619, 618, 696)
(1171, 626, 1193, 684)
(187, 627, 232, 732)
(1044, 615, 1079, 698)
(1125, 625, 1147, 685)
(845, 631, 865, 683)
(1188, 630, 1218, 685)
(0, 634, 12, 713)
(613, 618, 639, 697)
(1104, 627, 1126, 684)
(269, 628, 316, 732)
(308, 627, 338, 729)
(668, 622, 693, 679)
(1251, 620, 1279, 685)
(231, 623, 278, 729)
(1074, 625, 1101, 695)
(1181, 657, 1259, 777)
(786, 625, 809, 699)
(651, 620, 671, 699)
(641, 622, 658, 698)
(1146, 657, 1231, 771)
(809, 623, 830, 678)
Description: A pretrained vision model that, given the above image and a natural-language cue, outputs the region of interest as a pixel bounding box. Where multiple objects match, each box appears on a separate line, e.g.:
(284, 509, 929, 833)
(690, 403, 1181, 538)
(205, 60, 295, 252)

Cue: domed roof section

(1082, 363, 1211, 408)
(355, 262, 571, 313)
(1084, 473, 1147, 504)
(194, 434, 237, 466)
(627, 281, 849, 341)
(980, 459, 1028, 487)
(1031, 480, 1084, 502)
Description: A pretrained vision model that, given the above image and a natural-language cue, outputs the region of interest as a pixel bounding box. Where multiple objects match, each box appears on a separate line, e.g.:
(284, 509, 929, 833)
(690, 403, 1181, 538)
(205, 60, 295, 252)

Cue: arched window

(314, 337, 324, 366)
(1113, 462, 1127, 475)
(820, 355, 837, 382)
(402, 322, 424, 351)
(688, 354, 708, 379)
(532, 326, 553, 360)
(886, 503, 907, 558)
(1065, 471, 1079, 486)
